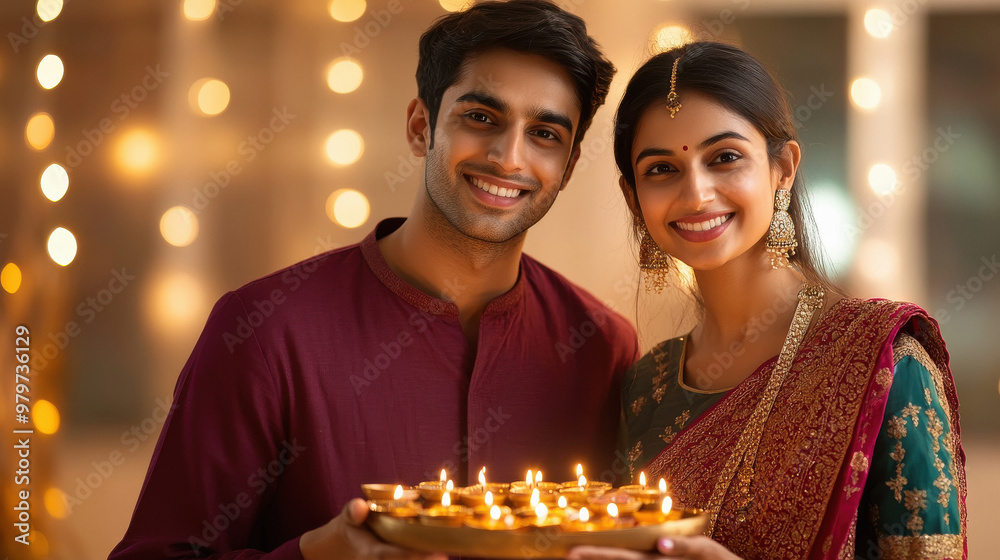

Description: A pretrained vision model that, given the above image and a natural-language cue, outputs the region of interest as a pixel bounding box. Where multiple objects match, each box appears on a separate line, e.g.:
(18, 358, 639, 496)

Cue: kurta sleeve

(855, 334, 965, 560)
(109, 292, 305, 560)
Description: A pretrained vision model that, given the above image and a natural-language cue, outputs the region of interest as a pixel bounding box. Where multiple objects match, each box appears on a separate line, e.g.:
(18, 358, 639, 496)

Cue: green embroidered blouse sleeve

(856, 335, 964, 559)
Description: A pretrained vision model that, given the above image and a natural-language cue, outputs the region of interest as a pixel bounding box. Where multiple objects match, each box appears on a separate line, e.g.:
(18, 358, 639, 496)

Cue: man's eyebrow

(634, 131, 752, 165)
(455, 92, 575, 135)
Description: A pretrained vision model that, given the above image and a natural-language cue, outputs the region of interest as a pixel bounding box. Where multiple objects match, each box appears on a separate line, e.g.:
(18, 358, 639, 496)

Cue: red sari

(636, 298, 967, 559)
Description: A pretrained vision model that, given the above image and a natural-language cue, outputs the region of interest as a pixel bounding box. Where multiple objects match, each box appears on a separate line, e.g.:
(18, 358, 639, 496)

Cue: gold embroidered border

(878, 534, 964, 559)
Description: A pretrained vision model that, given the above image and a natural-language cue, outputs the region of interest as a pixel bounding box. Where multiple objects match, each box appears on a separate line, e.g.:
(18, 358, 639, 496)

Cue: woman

(572, 42, 967, 559)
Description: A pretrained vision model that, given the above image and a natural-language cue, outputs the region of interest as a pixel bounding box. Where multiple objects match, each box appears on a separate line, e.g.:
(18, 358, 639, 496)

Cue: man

(110, 1, 637, 559)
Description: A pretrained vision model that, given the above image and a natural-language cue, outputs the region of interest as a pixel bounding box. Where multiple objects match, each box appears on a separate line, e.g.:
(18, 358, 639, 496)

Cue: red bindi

(682, 145, 688, 151)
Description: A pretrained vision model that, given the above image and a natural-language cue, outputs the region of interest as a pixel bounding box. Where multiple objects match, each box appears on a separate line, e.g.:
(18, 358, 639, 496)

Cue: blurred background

(1, 0, 997, 557)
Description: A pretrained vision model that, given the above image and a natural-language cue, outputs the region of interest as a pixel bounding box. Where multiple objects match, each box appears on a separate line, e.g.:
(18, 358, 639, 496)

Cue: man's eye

(468, 113, 491, 124)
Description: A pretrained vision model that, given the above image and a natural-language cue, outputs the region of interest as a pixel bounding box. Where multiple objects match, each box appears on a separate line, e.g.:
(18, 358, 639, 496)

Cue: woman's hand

(567, 536, 742, 560)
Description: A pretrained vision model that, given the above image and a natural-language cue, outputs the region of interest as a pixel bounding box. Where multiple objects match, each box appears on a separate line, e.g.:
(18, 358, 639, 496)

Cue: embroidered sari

(621, 298, 967, 559)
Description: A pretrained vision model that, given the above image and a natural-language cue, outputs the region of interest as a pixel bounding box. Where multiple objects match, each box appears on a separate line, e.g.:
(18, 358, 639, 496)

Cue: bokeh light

(329, 0, 366, 22)
(189, 78, 231, 116)
(41, 163, 70, 202)
(47, 227, 77, 266)
(850, 78, 882, 110)
(146, 270, 208, 334)
(868, 164, 898, 195)
(326, 58, 364, 94)
(857, 239, 900, 283)
(183, 0, 216, 21)
(439, 0, 474, 11)
(160, 206, 200, 247)
(115, 128, 160, 176)
(809, 184, 856, 275)
(36, 54, 64, 89)
(33, 399, 60, 434)
(37, 0, 64, 22)
(653, 25, 695, 53)
(325, 129, 364, 166)
(1, 263, 22, 294)
(26, 112, 55, 150)
(44, 488, 69, 519)
(864, 9, 893, 39)
(326, 188, 371, 228)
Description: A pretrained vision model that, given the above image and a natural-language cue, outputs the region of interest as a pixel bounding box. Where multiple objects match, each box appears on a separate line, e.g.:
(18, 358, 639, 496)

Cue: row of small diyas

(364, 466, 676, 531)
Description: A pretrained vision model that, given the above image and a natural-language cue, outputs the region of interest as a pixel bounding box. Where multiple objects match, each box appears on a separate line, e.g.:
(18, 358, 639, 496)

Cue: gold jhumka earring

(635, 216, 671, 294)
(666, 57, 682, 118)
(765, 189, 798, 269)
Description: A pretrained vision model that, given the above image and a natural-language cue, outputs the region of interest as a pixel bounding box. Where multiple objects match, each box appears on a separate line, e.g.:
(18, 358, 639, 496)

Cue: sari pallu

(641, 298, 967, 559)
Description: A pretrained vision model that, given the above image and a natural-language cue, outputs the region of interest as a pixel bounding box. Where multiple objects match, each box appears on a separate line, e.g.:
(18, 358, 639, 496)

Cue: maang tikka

(666, 57, 682, 118)
(636, 215, 671, 293)
(765, 189, 797, 269)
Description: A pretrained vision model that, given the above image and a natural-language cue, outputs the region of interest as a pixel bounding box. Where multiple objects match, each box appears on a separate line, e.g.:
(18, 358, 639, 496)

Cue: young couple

(110, 1, 966, 559)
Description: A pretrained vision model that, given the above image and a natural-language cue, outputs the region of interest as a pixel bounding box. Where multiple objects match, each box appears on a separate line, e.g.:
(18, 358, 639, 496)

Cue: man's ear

(406, 98, 432, 157)
(619, 175, 641, 217)
(775, 140, 801, 191)
(559, 146, 583, 191)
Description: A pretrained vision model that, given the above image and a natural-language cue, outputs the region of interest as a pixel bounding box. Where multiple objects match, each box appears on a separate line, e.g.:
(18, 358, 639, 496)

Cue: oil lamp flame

(439, 469, 447, 483)
(659, 478, 667, 494)
(485, 491, 494, 507)
(661, 496, 673, 515)
(446, 480, 454, 491)
(393, 485, 403, 500)
(576, 463, 583, 478)
(580, 507, 590, 522)
(607, 503, 619, 518)
(490, 504, 502, 521)
(526, 469, 533, 487)
(639, 471, 647, 489)
(535, 470, 543, 484)
(479, 467, 486, 486)
(529, 488, 540, 507)
(578, 474, 587, 486)
(535, 502, 548, 520)
(442, 491, 451, 507)
(558, 496, 567, 508)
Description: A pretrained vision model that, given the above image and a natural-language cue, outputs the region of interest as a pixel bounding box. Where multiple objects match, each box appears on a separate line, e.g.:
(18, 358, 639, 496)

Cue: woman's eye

(644, 163, 674, 175)
(714, 151, 741, 164)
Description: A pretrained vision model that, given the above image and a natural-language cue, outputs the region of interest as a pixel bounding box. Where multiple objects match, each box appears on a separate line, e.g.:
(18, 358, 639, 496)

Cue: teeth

(471, 177, 520, 199)
(675, 214, 731, 232)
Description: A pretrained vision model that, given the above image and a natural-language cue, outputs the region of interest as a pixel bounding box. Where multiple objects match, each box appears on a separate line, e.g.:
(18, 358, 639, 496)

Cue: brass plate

(368, 509, 707, 559)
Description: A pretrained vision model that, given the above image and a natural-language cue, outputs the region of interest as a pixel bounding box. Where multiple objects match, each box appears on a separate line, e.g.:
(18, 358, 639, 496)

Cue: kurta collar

(360, 218, 525, 317)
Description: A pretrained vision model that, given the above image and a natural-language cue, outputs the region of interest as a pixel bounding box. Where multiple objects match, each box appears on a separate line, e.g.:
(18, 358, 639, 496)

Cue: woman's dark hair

(613, 41, 830, 287)
(416, 0, 616, 149)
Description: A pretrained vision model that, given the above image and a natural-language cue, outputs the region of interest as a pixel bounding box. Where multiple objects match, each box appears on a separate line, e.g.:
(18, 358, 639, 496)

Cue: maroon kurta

(110, 218, 640, 559)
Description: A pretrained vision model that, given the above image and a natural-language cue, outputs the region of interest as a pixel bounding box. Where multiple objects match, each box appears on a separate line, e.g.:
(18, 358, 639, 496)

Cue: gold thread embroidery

(925, 407, 944, 453)
(904, 489, 928, 535)
(878, 534, 964, 559)
(902, 403, 921, 427)
(887, 416, 908, 439)
(661, 426, 676, 445)
(845, 451, 869, 498)
(924, 387, 932, 405)
(876, 367, 892, 386)
(631, 396, 647, 416)
(675, 410, 691, 427)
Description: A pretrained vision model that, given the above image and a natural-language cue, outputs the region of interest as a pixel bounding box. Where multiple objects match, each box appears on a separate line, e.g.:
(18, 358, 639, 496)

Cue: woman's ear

(775, 140, 801, 190)
(406, 98, 432, 157)
(619, 175, 642, 217)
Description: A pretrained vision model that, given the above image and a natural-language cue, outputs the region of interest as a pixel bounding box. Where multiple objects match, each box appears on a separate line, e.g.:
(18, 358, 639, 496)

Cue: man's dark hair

(416, 0, 616, 149)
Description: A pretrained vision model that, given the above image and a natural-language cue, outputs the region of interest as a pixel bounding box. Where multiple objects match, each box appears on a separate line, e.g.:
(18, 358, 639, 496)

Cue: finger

(343, 497, 371, 527)
(657, 536, 720, 558)
(567, 545, 659, 560)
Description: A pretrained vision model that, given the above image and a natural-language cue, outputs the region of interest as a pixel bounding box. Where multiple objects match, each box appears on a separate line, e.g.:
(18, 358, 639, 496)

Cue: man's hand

(567, 536, 741, 560)
(299, 498, 448, 560)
